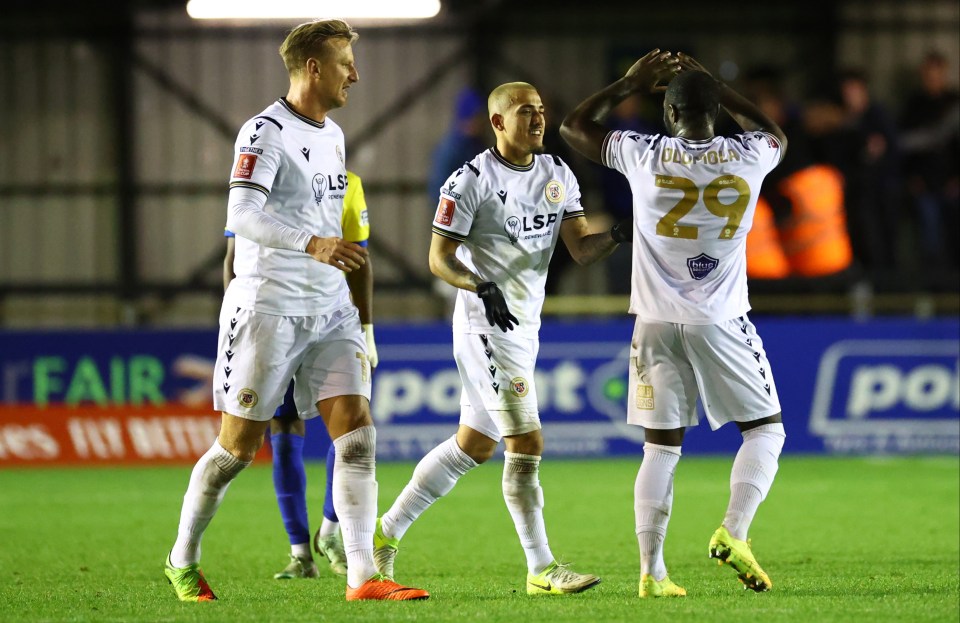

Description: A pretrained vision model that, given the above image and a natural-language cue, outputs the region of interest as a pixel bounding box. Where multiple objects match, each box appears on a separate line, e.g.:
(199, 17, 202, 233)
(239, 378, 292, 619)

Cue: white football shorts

(627, 314, 781, 430)
(212, 304, 371, 421)
(453, 330, 541, 441)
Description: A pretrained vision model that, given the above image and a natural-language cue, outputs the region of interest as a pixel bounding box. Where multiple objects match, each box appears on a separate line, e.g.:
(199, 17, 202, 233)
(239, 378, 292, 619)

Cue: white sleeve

(431, 164, 480, 241)
(738, 131, 784, 173)
(601, 130, 658, 175)
(226, 186, 313, 252)
(561, 165, 585, 220)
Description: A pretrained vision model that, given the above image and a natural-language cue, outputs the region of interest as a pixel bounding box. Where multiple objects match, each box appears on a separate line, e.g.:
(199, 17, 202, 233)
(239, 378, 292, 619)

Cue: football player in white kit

(163, 19, 428, 603)
(561, 50, 789, 597)
(373, 82, 630, 595)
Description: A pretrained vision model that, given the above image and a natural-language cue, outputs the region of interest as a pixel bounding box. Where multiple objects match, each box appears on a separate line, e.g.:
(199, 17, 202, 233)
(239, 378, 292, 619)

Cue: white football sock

(318, 518, 339, 539)
(502, 452, 553, 575)
(381, 435, 477, 540)
(635, 442, 681, 581)
(332, 425, 379, 588)
(723, 423, 785, 541)
(291, 543, 311, 559)
(170, 440, 249, 567)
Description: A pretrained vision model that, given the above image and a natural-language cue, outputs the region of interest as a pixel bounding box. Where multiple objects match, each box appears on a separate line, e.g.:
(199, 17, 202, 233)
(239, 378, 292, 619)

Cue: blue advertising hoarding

(1, 316, 957, 460)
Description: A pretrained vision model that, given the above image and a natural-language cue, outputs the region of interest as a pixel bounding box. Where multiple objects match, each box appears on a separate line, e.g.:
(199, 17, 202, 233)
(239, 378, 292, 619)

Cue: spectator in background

(597, 95, 663, 293)
(899, 51, 960, 269)
(428, 87, 489, 201)
(428, 87, 490, 312)
(741, 67, 853, 280)
(813, 69, 902, 274)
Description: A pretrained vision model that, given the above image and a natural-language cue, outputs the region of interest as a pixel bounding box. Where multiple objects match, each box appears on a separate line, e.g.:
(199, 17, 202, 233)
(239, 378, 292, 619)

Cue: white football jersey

(603, 130, 783, 324)
(226, 98, 351, 315)
(432, 148, 585, 338)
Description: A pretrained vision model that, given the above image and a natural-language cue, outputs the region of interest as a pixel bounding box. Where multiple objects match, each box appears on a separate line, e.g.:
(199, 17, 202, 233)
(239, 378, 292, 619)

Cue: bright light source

(186, 0, 441, 20)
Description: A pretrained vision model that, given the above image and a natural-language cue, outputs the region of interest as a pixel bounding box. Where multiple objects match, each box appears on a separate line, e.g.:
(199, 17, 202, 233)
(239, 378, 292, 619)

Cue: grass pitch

(1, 456, 957, 622)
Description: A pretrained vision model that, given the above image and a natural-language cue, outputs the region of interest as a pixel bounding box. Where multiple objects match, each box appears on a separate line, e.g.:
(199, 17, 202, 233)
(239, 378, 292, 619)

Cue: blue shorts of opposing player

(271, 381, 338, 547)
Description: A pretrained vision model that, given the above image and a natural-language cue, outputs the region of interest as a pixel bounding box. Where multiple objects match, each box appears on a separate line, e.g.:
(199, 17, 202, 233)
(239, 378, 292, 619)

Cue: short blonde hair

(488, 82, 537, 117)
(279, 19, 358, 75)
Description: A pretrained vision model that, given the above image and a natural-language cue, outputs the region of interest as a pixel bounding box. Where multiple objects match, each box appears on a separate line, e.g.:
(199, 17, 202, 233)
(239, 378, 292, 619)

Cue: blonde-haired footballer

(163, 19, 427, 602)
(223, 170, 376, 582)
(373, 82, 631, 595)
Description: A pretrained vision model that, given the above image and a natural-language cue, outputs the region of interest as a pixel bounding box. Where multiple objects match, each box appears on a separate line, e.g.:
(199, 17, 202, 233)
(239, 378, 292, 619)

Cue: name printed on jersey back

(660, 146, 741, 166)
(603, 130, 784, 324)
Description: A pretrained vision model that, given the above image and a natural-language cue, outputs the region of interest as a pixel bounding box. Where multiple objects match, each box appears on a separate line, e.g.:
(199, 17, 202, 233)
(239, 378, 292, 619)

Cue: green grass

(1, 457, 957, 622)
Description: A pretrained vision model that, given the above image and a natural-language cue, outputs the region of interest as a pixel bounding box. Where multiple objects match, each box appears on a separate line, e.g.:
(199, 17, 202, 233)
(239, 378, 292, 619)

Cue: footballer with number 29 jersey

(432, 148, 585, 338)
(602, 130, 782, 324)
(225, 98, 353, 316)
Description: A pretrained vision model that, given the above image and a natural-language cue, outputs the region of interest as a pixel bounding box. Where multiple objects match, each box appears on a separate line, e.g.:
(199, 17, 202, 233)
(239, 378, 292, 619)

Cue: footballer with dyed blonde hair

(373, 81, 631, 596)
(163, 19, 428, 603)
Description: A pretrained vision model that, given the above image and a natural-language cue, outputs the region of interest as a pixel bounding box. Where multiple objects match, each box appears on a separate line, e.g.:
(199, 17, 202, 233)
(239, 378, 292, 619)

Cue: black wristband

(476, 281, 497, 297)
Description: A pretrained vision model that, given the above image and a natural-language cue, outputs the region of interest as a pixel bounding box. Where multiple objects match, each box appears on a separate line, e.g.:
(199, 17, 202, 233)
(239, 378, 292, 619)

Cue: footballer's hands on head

(624, 49, 681, 94)
(676, 53, 712, 77)
(306, 236, 368, 272)
(476, 281, 519, 333)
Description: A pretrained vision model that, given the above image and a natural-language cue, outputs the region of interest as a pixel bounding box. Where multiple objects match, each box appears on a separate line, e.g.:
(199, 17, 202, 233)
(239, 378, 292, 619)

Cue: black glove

(610, 219, 633, 244)
(476, 281, 519, 332)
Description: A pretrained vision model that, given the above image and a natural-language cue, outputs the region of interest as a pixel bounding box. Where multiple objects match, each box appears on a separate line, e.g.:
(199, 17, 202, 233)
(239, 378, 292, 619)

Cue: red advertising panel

(0, 406, 271, 466)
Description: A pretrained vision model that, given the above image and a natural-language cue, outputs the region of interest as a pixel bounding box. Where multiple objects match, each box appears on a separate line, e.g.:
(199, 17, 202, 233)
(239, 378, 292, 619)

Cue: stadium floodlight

(186, 0, 441, 20)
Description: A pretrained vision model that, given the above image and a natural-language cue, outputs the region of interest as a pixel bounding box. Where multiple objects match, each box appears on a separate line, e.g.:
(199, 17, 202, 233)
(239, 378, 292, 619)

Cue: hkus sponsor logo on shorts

(238, 388, 259, 408)
(687, 253, 719, 280)
(810, 340, 959, 453)
(632, 358, 654, 410)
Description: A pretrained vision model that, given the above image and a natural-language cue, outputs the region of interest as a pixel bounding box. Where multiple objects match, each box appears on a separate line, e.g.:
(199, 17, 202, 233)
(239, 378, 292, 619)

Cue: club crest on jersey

(544, 180, 565, 204)
(238, 388, 259, 408)
(312, 174, 328, 204)
(510, 377, 529, 398)
(504, 216, 521, 243)
(687, 253, 719, 280)
(336, 144, 344, 165)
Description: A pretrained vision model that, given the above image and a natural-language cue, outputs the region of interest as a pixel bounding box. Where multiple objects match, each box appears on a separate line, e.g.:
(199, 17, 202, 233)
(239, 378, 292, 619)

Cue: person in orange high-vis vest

(747, 164, 853, 278)
(746, 196, 790, 278)
(741, 68, 854, 280)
